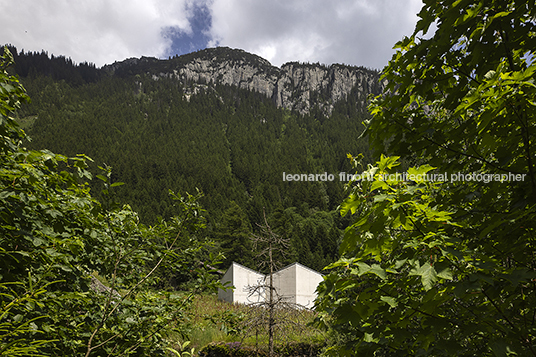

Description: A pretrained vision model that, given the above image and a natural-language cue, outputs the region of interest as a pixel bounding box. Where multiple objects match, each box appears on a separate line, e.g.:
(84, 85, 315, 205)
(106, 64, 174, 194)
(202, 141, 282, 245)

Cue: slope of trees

(18, 74, 373, 222)
(7, 48, 377, 271)
(6, 45, 103, 85)
(316, 0, 536, 355)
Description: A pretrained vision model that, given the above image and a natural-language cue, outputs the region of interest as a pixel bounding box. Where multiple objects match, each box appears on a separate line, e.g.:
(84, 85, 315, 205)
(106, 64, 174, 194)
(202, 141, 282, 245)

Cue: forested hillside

(8, 46, 381, 272)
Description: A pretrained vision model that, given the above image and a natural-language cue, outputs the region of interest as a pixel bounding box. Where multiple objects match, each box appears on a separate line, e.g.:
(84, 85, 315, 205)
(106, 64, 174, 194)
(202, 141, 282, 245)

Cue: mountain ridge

(5, 45, 383, 115)
(103, 47, 384, 114)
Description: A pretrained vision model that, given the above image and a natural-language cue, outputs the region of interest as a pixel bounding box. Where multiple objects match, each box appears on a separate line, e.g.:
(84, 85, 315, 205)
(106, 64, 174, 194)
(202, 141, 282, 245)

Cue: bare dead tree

(242, 286, 314, 357)
(254, 210, 289, 356)
(252, 209, 289, 356)
(222, 210, 324, 356)
(237, 209, 324, 357)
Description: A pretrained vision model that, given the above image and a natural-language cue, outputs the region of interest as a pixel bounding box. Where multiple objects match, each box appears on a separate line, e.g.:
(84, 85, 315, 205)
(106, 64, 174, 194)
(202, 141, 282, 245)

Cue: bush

(198, 341, 324, 357)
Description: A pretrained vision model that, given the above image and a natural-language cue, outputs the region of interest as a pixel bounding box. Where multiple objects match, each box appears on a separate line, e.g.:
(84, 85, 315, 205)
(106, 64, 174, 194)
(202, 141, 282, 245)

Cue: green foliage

(199, 342, 261, 357)
(0, 47, 29, 154)
(213, 202, 255, 269)
(198, 341, 324, 357)
(0, 280, 55, 356)
(167, 341, 196, 357)
(268, 207, 341, 272)
(0, 46, 220, 356)
(316, 1, 536, 355)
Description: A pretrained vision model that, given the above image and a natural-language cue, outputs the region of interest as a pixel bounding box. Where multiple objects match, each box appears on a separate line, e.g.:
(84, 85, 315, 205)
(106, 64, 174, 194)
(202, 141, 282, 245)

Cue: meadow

(173, 293, 327, 354)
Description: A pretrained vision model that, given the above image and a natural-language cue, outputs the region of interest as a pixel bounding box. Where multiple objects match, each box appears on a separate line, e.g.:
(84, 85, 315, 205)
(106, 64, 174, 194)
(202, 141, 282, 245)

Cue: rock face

(105, 47, 383, 114)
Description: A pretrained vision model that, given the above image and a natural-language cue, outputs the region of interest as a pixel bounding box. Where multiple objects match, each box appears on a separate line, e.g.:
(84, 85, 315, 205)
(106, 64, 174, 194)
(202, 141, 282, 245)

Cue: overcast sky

(1, 0, 424, 70)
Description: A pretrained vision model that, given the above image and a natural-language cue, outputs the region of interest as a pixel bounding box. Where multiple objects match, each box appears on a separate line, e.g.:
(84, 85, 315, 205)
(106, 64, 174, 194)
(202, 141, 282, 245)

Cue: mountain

(103, 47, 384, 114)
(9, 45, 383, 271)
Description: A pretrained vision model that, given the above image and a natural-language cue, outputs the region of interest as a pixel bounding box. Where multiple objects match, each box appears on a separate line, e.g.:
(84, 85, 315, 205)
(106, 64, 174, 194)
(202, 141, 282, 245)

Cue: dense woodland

(7, 45, 379, 273)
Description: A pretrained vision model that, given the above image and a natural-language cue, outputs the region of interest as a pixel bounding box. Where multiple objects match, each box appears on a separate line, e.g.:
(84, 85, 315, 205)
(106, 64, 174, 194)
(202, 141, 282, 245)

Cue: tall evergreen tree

(214, 201, 255, 268)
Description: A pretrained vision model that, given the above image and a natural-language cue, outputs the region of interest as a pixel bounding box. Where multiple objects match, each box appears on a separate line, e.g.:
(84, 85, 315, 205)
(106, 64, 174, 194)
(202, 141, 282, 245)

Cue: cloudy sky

(1, 0, 424, 70)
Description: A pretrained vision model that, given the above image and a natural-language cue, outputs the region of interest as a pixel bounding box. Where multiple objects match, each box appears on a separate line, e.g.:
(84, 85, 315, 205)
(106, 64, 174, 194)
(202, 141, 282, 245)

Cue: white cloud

(1, 0, 192, 66)
(207, 0, 424, 69)
(0, 0, 425, 69)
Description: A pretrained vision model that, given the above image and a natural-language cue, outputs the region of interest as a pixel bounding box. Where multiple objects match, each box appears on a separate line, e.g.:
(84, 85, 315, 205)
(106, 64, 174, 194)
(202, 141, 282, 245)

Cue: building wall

(217, 264, 235, 303)
(272, 263, 323, 308)
(218, 262, 265, 304)
(272, 264, 297, 304)
(219, 262, 323, 308)
(294, 264, 324, 308)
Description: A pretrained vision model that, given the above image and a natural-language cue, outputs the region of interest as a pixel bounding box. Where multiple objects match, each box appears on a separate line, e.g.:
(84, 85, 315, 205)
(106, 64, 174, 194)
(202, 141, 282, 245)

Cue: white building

(272, 263, 324, 308)
(218, 262, 265, 304)
(218, 262, 323, 309)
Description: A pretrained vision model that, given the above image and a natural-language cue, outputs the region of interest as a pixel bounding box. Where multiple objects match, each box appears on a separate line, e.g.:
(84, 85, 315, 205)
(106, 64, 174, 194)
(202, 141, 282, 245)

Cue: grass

(88, 275, 325, 354)
(172, 293, 327, 353)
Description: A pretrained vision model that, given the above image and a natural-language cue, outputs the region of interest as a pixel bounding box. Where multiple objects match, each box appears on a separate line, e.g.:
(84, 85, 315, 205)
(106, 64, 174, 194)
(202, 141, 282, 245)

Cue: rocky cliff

(104, 47, 384, 114)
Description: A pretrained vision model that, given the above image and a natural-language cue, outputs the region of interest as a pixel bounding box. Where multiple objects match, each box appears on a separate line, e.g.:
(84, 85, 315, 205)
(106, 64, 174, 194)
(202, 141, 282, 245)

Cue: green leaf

(355, 261, 370, 274)
(95, 174, 108, 182)
(380, 295, 398, 308)
(371, 180, 389, 191)
(316, 3, 536, 355)
(490, 11, 511, 20)
(503, 269, 534, 287)
(436, 267, 453, 280)
(340, 194, 360, 216)
(410, 262, 437, 290)
(378, 154, 400, 171)
(370, 264, 386, 279)
(166, 347, 182, 356)
(407, 164, 436, 182)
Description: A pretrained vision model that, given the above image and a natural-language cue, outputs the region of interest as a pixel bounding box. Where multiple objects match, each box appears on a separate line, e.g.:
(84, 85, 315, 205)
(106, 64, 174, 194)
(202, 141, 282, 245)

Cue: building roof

(223, 261, 266, 276)
(274, 262, 323, 276)
(223, 261, 323, 278)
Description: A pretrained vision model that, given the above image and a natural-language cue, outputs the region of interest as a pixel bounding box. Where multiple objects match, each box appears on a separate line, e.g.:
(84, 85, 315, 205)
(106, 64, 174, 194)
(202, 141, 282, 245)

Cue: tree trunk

(268, 241, 274, 357)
